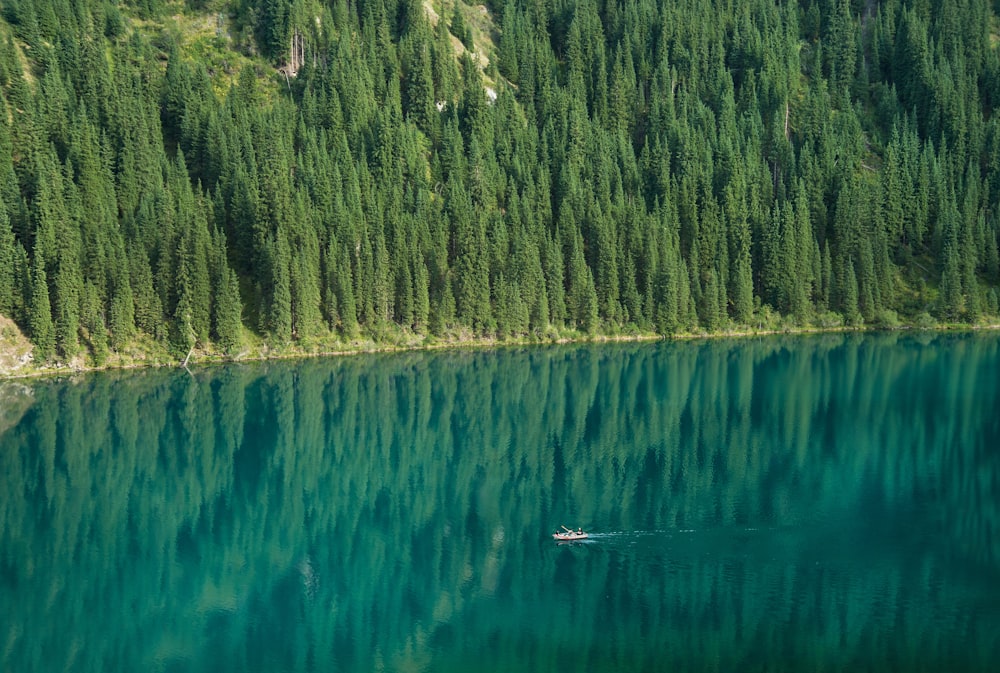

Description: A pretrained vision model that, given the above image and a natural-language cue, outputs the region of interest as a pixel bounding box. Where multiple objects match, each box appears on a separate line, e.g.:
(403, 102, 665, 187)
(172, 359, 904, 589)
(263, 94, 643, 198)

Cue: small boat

(553, 526, 588, 541)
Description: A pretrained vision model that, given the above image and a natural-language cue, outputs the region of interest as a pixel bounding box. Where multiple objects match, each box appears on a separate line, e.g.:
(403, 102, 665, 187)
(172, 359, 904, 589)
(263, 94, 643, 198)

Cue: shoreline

(4, 322, 999, 381)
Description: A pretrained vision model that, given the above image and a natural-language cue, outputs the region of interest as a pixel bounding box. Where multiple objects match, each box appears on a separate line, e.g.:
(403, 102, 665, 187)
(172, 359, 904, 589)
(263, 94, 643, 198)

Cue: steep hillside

(0, 315, 32, 375)
(1, 0, 999, 370)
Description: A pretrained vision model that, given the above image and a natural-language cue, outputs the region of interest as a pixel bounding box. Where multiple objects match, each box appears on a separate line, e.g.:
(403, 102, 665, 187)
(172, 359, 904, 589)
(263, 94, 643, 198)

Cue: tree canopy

(1, 0, 999, 364)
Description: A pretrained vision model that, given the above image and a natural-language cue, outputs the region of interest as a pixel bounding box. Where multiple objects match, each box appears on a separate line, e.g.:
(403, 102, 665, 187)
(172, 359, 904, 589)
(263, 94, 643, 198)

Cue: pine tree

(268, 229, 293, 342)
(126, 241, 162, 340)
(288, 196, 323, 338)
(450, 2, 473, 52)
(825, 0, 857, 97)
(858, 237, 877, 322)
(544, 235, 566, 328)
(593, 206, 622, 324)
(761, 204, 783, 310)
(336, 239, 359, 336)
(404, 41, 438, 139)
(212, 230, 243, 353)
(722, 172, 754, 325)
(80, 281, 108, 363)
(842, 258, 862, 326)
(108, 258, 136, 351)
(449, 180, 492, 331)
(29, 252, 56, 361)
(48, 164, 83, 361)
(259, 0, 292, 61)
(700, 268, 723, 331)
(412, 255, 431, 333)
(0, 199, 15, 316)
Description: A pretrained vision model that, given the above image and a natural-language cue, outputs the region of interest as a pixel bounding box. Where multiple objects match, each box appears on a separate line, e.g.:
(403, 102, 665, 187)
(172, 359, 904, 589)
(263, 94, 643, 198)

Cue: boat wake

(553, 525, 803, 561)
(585, 526, 773, 539)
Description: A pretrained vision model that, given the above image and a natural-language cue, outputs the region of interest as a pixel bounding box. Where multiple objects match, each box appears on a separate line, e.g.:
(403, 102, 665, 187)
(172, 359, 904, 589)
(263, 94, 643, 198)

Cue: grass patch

(427, 1, 499, 87)
(126, 0, 278, 101)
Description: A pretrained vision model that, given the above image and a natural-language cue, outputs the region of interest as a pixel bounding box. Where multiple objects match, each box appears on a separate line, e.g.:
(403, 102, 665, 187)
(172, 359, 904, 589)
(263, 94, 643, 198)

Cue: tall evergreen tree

(0, 199, 15, 316)
(29, 252, 55, 361)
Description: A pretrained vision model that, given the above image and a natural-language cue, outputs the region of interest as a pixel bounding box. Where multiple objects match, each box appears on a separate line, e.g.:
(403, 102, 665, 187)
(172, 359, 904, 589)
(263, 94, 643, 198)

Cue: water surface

(2, 332, 999, 672)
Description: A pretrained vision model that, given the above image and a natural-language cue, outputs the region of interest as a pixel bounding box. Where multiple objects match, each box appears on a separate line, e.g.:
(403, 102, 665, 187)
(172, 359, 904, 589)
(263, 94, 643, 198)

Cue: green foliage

(450, 2, 473, 52)
(28, 252, 54, 360)
(0, 0, 999, 364)
(0, 198, 15, 315)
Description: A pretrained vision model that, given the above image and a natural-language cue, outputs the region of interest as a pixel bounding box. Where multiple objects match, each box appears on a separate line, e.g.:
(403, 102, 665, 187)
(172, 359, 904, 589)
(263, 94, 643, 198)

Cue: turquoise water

(1, 332, 999, 672)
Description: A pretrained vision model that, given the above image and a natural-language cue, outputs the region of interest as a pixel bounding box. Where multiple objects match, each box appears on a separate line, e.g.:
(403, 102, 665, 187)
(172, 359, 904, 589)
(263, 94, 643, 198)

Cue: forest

(1, 0, 999, 365)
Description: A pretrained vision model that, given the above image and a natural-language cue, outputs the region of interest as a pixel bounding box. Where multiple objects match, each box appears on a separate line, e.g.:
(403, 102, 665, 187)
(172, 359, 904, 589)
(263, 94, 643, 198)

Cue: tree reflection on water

(1, 332, 998, 672)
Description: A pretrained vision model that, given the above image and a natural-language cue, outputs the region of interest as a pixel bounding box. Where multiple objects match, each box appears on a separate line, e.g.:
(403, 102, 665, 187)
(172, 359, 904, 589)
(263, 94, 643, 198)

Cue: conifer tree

(842, 258, 862, 326)
(700, 268, 723, 332)
(544, 235, 566, 328)
(449, 180, 491, 331)
(259, 0, 292, 61)
(79, 281, 108, 362)
(404, 40, 437, 139)
(858, 237, 877, 323)
(0, 199, 14, 316)
(412, 256, 430, 333)
(29, 252, 55, 361)
(335, 239, 359, 336)
(214, 263, 244, 354)
(288, 196, 323, 338)
(761, 204, 783, 310)
(108, 258, 136, 351)
(268, 228, 293, 342)
(450, 2, 473, 53)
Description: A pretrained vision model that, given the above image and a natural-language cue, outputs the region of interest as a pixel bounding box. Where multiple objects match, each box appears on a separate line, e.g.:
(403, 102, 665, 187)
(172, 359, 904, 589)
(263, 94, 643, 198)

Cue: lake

(1, 332, 999, 672)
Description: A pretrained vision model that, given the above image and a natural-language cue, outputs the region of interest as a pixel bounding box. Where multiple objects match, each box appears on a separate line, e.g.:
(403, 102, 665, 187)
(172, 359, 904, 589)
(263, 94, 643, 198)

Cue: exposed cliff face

(0, 315, 32, 377)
